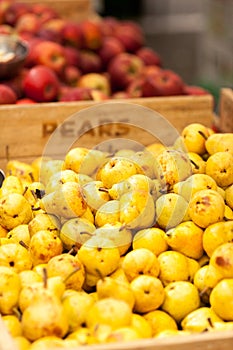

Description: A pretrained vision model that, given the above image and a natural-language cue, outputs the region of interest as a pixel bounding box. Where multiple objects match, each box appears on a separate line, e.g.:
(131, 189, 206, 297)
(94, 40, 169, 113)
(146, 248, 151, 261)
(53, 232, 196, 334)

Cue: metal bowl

(0, 34, 29, 80)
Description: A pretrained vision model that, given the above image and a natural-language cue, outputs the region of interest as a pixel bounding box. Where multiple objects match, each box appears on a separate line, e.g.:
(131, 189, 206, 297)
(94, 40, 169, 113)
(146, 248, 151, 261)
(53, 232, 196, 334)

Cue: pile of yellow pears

(1, 122, 233, 350)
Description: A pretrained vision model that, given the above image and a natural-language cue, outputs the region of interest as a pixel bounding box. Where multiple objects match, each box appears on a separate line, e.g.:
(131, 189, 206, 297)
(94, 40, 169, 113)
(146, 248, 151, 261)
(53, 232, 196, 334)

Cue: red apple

(0, 84, 17, 104)
(41, 18, 66, 34)
(23, 36, 44, 68)
(147, 69, 185, 96)
(120, 20, 144, 36)
(37, 27, 62, 43)
(183, 85, 210, 96)
(58, 84, 71, 98)
(22, 65, 60, 102)
(79, 19, 102, 50)
(4, 2, 31, 26)
(114, 20, 145, 53)
(31, 40, 67, 74)
(98, 36, 125, 66)
(108, 52, 144, 91)
(16, 97, 36, 104)
(136, 47, 162, 67)
(61, 65, 81, 86)
(30, 3, 59, 24)
(127, 77, 155, 98)
(58, 86, 93, 102)
(2, 68, 29, 99)
(63, 46, 80, 67)
(78, 73, 111, 96)
(78, 49, 102, 74)
(60, 21, 83, 48)
(98, 16, 119, 37)
(142, 65, 162, 78)
(15, 13, 41, 35)
(18, 31, 35, 42)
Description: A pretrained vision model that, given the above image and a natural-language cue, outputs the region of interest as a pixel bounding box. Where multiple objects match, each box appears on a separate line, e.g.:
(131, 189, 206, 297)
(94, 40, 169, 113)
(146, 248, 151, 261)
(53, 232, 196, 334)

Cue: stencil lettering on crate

(42, 118, 130, 138)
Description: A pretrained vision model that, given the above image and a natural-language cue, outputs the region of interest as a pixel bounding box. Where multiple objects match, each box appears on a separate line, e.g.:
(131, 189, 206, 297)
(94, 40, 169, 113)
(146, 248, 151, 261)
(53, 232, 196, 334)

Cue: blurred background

(92, 0, 233, 104)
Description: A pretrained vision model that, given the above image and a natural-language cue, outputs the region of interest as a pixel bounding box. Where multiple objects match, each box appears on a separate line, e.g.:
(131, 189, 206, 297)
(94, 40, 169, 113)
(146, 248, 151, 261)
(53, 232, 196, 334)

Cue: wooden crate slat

(0, 95, 214, 169)
(219, 88, 233, 133)
(16, 0, 93, 22)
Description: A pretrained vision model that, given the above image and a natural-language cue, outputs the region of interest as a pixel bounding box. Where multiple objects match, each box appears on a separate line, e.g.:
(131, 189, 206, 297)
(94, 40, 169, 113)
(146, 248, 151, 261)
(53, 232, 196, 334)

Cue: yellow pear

(0, 193, 32, 230)
(144, 309, 178, 336)
(157, 251, 190, 286)
(210, 278, 233, 321)
(0, 266, 21, 314)
(1, 314, 22, 337)
(21, 293, 69, 342)
(47, 253, 85, 291)
(131, 275, 165, 313)
(62, 290, 94, 332)
(133, 227, 168, 256)
(29, 230, 63, 266)
(60, 217, 96, 250)
(181, 307, 223, 332)
(96, 276, 135, 309)
(0, 243, 32, 272)
(78, 236, 120, 280)
(165, 221, 204, 259)
(122, 248, 160, 282)
(86, 297, 132, 330)
(203, 221, 233, 257)
(161, 281, 200, 323)
(181, 123, 210, 155)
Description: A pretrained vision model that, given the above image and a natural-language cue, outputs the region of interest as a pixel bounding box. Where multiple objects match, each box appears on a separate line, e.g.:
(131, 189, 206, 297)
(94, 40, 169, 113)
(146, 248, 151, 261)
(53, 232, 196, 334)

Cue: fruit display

(0, 0, 211, 105)
(1, 119, 233, 349)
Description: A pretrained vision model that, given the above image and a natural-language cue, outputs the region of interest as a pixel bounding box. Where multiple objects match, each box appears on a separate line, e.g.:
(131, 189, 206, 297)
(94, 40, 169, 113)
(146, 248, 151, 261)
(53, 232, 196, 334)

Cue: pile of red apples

(0, 0, 210, 104)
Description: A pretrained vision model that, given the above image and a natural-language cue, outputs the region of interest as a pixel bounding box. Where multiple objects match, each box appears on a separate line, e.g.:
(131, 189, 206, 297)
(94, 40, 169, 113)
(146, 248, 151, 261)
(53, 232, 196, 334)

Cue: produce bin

(0, 88, 233, 350)
(0, 2, 233, 350)
(0, 93, 214, 171)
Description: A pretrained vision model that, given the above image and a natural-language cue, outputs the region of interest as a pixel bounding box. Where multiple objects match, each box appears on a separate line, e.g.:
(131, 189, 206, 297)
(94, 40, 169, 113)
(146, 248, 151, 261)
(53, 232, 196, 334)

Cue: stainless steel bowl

(0, 34, 29, 80)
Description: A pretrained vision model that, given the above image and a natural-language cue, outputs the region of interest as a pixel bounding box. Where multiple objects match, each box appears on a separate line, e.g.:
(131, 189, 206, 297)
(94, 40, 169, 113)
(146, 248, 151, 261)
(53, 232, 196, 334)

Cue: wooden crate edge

(0, 94, 214, 169)
(16, 0, 93, 22)
(219, 88, 233, 133)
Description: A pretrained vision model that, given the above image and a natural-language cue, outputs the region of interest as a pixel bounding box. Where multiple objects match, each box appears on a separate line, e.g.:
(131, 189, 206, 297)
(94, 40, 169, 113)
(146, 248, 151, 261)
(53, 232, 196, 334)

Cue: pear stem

(67, 246, 77, 255)
(98, 187, 109, 193)
(42, 267, 48, 289)
(198, 130, 208, 140)
(190, 159, 199, 169)
(22, 186, 29, 196)
(19, 240, 29, 250)
(199, 286, 210, 297)
(207, 317, 214, 328)
(13, 307, 22, 321)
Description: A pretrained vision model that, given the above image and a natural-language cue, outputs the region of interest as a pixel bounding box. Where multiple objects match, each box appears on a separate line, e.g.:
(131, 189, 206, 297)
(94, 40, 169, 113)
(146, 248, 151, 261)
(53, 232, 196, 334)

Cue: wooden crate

(0, 94, 214, 171)
(16, 0, 94, 22)
(1, 92, 233, 350)
(219, 88, 233, 133)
